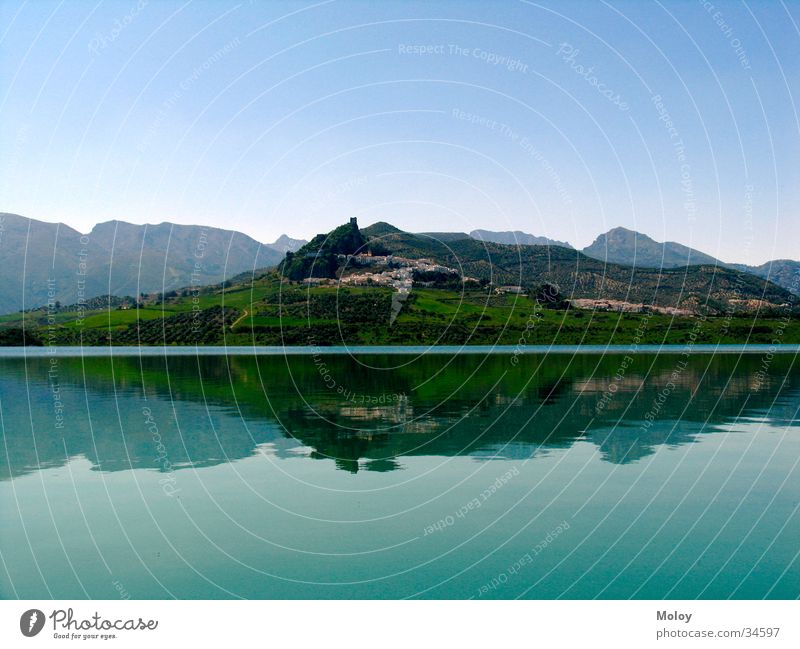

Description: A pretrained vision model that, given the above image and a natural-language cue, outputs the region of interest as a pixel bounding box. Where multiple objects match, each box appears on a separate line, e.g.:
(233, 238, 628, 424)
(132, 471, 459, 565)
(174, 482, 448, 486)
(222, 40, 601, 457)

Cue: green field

(2, 271, 798, 346)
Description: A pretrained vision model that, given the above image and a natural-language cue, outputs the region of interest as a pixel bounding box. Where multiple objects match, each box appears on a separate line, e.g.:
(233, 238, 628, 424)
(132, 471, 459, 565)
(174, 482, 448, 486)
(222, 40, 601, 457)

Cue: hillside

(3, 267, 798, 347)
(0, 213, 305, 313)
(732, 259, 800, 296)
(360, 223, 794, 314)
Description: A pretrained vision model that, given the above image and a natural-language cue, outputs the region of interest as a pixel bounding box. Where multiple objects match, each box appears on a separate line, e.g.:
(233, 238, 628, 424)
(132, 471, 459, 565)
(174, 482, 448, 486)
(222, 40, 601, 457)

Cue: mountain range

(465, 226, 799, 297)
(579, 226, 800, 294)
(0, 213, 306, 314)
(0, 212, 797, 315)
(470, 229, 573, 248)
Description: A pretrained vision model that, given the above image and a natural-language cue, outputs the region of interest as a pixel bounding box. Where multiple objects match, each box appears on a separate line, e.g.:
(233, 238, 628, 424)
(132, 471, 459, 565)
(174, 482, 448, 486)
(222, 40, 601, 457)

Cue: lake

(1, 348, 798, 599)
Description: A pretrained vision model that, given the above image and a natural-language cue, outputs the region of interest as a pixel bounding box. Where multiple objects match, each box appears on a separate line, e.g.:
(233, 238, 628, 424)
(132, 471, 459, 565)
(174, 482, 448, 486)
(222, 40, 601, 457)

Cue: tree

(534, 283, 568, 309)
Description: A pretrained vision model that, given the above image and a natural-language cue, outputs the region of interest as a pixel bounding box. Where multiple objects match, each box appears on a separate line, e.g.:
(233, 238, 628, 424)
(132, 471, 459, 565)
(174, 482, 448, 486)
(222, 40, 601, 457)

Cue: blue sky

(1, 0, 798, 263)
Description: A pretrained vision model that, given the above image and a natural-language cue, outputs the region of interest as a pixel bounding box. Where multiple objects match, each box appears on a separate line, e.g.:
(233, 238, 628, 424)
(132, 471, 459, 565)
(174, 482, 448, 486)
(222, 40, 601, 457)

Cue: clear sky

(1, 0, 798, 263)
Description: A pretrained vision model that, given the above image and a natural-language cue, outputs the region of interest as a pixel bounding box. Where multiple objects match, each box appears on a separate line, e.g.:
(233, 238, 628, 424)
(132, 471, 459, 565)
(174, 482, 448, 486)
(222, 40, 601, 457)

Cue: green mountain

(283, 217, 372, 280)
(470, 229, 573, 248)
(359, 222, 793, 313)
(0, 213, 305, 313)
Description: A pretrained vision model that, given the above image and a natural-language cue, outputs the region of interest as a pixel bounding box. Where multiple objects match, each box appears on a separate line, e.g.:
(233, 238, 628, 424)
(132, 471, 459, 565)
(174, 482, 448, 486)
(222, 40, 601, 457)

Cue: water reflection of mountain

(1, 352, 797, 477)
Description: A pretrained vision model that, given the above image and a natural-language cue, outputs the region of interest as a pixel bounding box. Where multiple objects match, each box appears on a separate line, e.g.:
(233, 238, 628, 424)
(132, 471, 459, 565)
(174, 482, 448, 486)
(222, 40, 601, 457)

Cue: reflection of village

(3, 353, 799, 478)
(316, 395, 442, 435)
(283, 357, 800, 471)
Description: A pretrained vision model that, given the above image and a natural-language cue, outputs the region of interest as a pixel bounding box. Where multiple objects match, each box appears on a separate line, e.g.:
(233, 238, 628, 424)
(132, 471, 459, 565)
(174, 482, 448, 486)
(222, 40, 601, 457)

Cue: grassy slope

(2, 271, 798, 346)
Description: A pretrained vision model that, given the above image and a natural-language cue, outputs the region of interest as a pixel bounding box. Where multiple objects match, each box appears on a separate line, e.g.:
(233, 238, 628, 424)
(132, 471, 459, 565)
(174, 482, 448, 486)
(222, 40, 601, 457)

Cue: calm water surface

(0, 350, 798, 599)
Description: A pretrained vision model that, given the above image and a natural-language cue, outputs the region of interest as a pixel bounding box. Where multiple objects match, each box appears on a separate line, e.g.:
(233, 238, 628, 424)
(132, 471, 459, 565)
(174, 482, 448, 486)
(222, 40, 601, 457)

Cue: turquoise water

(0, 350, 798, 599)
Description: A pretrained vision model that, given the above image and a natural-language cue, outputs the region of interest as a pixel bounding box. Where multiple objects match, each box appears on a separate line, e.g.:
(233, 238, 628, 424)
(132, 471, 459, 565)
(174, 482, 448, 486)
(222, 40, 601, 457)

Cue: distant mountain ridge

(0, 213, 306, 313)
(581, 226, 721, 268)
(471, 225, 798, 296)
(579, 226, 799, 295)
(270, 234, 307, 253)
(470, 229, 573, 249)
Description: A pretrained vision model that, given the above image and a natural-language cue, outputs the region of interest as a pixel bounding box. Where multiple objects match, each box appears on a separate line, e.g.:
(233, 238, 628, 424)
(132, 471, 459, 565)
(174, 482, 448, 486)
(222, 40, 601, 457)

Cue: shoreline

(1, 344, 799, 357)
